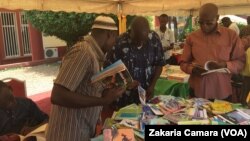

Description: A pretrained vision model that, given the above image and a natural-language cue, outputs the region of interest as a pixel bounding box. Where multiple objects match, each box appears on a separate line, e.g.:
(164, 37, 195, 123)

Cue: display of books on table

(93, 95, 250, 141)
(91, 60, 133, 88)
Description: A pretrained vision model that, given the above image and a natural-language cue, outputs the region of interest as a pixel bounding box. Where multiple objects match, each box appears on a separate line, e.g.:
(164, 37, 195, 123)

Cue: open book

(201, 61, 230, 75)
(19, 123, 47, 141)
(91, 60, 133, 88)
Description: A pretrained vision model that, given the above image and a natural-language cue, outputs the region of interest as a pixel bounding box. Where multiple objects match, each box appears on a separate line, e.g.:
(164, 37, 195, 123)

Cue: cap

(92, 16, 118, 31)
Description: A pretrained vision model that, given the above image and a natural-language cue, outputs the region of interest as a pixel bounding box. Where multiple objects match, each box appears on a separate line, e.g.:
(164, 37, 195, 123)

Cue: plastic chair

(2, 78, 27, 97)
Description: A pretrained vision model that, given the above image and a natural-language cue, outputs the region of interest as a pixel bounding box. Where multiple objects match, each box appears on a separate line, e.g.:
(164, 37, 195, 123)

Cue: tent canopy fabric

(1, 0, 250, 16)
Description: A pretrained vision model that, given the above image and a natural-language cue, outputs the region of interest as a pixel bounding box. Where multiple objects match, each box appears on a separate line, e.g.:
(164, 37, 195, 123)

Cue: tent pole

(117, 1, 126, 34)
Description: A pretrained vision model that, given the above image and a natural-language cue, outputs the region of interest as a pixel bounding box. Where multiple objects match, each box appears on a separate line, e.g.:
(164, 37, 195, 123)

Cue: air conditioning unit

(44, 48, 58, 58)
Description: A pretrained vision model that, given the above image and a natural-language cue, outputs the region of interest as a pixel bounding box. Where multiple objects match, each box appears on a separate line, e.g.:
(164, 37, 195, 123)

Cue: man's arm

(241, 35, 250, 50)
(51, 84, 125, 108)
(147, 32, 165, 99)
(180, 36, 194, 74)
(147, 66, 162, 99)
(169, 30, 175, 49)
(226, 35, 246, 74)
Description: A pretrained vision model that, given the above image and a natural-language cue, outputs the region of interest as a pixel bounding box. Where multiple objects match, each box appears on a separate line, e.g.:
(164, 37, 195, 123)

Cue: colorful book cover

(119, 119, 140, 130)
(91, 60, 133, 88)
(218, 110, 250, 125)
(103, 128, 135, 141)
(114, 104, 142, 120)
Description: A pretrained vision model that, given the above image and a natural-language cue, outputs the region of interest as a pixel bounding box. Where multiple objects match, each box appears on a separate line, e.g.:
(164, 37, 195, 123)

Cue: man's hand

(102, 86, 126, 105)
(192, 66, 207, 76)
(146, 86, 154, 100)
(127, 80, 140, 90)
(207, 61, 227, 70)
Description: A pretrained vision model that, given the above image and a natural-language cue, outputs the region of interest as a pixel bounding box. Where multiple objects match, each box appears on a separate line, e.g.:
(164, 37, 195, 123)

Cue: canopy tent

(1, 0, 250, 33)
(1, 0, 250, 16)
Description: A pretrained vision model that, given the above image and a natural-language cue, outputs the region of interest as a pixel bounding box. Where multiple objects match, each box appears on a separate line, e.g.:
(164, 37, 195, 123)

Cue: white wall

(42, 35, 66, 48)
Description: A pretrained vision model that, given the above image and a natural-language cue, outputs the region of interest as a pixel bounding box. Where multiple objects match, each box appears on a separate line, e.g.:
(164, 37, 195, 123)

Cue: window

(20, 12, 31, 55)
(0, 12, 20, 58)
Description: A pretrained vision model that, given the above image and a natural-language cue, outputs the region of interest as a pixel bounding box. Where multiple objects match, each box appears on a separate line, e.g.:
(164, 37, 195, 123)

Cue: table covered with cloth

(154, 78, 190, 98)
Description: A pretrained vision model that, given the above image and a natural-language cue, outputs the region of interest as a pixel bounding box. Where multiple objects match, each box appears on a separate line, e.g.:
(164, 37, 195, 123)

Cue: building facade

(0, 8, 66, 65)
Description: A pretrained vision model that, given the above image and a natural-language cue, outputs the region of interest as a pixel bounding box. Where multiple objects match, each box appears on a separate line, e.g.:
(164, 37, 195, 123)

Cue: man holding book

(107, 16, 165, 108)
(180, 3, 245, 100)
(46, 16, 125, 141)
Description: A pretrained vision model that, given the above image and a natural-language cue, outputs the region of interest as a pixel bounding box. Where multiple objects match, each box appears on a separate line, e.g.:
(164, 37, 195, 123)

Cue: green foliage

(236, 23, 246, 31)
(145, 16, 154, 29)
(126, 15, 136, 29)
(25, 11, 117, 47)
(178, 16, 200, 42)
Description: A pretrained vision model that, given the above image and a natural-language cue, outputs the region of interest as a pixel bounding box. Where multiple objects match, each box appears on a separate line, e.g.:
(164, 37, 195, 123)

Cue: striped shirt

(46, 35, 105, 141)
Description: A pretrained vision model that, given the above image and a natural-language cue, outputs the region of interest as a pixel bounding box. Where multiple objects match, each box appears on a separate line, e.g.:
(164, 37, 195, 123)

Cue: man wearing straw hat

(46, 16, 125, 141)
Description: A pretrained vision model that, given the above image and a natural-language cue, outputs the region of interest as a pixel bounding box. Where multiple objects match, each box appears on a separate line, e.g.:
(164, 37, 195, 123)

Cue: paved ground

(0, 62, 60, 96)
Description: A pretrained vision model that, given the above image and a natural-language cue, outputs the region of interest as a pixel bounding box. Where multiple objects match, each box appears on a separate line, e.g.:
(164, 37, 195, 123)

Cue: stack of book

(161, 65, 190, 83)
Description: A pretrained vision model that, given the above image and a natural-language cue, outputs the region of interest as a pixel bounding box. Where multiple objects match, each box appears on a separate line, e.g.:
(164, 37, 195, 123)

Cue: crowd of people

(0, 2, 250, 141)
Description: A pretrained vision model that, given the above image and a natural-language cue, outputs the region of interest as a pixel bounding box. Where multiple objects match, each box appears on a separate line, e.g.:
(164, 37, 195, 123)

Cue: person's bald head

(199, 3, 218, 19)
(198, 3, 219, 34)
(130, 16, 150, 43)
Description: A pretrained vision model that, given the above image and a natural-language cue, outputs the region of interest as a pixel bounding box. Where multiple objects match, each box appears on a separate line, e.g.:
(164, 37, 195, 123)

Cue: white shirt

(155, 27, 175, 59)
(229, 22, 240, 35)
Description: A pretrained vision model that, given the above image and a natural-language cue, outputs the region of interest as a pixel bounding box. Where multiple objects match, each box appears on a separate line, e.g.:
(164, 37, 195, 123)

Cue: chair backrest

(2, 78, 27, 97)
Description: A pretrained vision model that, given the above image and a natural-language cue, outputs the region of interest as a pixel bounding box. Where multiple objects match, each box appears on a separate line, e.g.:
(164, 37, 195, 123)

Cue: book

(218, 110, 250, 125)
(201, 61, 230, 75)
(103, 128, 135, 141)
(147, 104, 164, 116)
(113, 104, 142, 120)
(119, 119, 140, 130)
(19, 123, 47, 141)
(163, 112, 191, 124)
(237, 109, 250, 117)
(161, 65, 189, 82)
(91, 60, 133, 88)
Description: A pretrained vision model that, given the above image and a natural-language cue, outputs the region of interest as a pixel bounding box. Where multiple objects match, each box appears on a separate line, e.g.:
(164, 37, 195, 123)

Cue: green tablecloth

(154, 78, 190, 98)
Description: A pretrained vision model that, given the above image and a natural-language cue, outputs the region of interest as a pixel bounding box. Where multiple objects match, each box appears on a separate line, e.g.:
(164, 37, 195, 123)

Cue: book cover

(218, 110, 250, 125)
(114, 104, 142, 120)
(91, 60, 133, 88)
(103, 128, 135, 141)
(163, 112, 191, 124)
(237, 109, 250, 117)
(147, 104, 164, 116)
(119, 119, 140, 130)
(19, 123, 47, 141)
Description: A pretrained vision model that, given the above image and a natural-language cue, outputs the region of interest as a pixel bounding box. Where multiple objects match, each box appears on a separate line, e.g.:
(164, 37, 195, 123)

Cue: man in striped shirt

(46, 16, 125, 141)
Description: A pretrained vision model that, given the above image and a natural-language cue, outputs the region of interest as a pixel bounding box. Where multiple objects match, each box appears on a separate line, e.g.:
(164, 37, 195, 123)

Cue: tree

(25, 11, 117, 47)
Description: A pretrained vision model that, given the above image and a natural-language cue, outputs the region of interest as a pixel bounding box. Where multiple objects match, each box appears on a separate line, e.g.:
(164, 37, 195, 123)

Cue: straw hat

(92, 16, 118, 31)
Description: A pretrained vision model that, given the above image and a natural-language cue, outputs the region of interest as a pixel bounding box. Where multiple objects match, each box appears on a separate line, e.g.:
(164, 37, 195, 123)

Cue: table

(154, 78, 189, 98)
(154, 65, 190, 98)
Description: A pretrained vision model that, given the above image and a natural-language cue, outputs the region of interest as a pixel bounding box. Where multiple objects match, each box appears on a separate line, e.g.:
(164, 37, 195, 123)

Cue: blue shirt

(108, 30, 165, 89)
